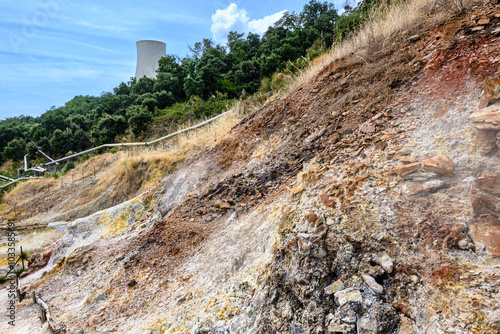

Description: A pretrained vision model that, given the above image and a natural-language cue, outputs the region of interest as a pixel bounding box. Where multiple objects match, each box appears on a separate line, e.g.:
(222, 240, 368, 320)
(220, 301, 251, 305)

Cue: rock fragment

(374, 253, 394, 273)
(469, 105, 500, 130)
(291, 187, 304, 194)
(359, 122, 376, 133)
(388, 162, 420, 176)
(469, 224, 500, 257)
(361, 274, 384, 294)
(475, 128, 498, 154)
(471, 194, 498, 217)
(307, 212, 318, 223)
(334, 289, 362, 306)
(324, 279, 345, 295)
(475, 174, 500, 197)
(484, 76, 500, 101)
(420, 155, 454, 175)
(220, 202, 231, 209)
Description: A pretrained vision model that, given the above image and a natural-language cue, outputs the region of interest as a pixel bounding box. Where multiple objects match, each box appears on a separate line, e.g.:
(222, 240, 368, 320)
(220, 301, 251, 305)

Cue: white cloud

(211, 3, 285, 43)
(248, 10, 286, 35)
(211, 3, 249, 42)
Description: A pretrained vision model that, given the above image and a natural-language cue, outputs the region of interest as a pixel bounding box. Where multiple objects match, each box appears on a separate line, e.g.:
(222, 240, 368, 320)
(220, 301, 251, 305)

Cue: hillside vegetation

(0, 0, 377, 175)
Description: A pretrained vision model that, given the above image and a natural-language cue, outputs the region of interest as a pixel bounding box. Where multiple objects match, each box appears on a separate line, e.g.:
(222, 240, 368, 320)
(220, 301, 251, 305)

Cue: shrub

(61, 161, 75, 174)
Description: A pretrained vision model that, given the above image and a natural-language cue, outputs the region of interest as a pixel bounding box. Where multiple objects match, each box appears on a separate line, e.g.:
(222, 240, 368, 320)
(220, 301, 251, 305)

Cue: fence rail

(0, 177, 43, 190)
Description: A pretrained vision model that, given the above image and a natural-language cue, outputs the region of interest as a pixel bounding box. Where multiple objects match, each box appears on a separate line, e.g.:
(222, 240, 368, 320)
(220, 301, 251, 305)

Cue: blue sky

(0, 0, 354, 120)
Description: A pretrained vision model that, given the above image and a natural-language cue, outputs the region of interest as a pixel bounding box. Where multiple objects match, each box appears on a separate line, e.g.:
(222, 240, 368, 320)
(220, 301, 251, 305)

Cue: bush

(61, 161, 75, 174)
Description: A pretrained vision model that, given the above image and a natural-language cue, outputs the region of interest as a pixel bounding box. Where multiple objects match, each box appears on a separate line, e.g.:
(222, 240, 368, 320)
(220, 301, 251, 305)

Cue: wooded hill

(0, 0, 377, 172)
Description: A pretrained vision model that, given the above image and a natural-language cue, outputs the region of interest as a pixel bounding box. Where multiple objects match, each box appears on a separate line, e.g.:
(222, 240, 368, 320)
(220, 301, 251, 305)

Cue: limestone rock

(475, 128, 498, 154)
(420, 155, 454, 175)
(361, 274, 384, 294)
(327, 321, 354, 333)
(469, 224, 500, 257)
(475, 174, 500, 197)
(469, 105, 500, 130)
(471, 194, 498, 217)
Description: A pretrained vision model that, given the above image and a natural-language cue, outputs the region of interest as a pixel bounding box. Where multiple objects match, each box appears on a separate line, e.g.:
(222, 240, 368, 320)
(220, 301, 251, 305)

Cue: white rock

(458, 239, 468, 250)
(361, 274, 384, 294)
(324, 279, 345, 295)
(334, 288, 362, 305)
(375, 253, 394, 273)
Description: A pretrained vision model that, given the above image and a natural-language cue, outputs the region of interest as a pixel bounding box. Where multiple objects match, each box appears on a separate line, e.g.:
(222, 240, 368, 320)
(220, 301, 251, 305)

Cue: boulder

(469, 105, 500, 130)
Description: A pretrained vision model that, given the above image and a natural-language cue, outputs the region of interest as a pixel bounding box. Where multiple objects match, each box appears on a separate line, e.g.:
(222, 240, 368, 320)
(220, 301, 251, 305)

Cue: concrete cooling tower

(135, 40, 166, 79)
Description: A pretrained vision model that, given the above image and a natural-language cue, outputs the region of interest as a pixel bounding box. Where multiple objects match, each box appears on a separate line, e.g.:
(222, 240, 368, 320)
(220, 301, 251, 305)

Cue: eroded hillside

(2, 1, 500, 333)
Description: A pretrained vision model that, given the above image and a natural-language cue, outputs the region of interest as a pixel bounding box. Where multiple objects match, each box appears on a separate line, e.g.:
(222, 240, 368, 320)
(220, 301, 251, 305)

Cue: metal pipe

(44, 108, 234, 166)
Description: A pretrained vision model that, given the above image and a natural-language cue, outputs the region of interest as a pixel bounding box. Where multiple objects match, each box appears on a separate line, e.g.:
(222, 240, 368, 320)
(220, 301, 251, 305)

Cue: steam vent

(134, 40, 166, 79)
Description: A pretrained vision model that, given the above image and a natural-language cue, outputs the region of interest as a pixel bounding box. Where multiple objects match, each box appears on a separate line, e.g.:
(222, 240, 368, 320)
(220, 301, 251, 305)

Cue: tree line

(0, 0, 377, 167)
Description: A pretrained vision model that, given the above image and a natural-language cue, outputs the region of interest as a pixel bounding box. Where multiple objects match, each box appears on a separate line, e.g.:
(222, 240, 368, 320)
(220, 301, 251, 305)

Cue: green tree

(3, 139, 25, 161)
(126, 105, 152, 137)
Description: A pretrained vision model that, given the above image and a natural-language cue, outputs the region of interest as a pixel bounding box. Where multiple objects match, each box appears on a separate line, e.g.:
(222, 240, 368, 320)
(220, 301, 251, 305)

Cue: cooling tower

(135, 40, 166, 79)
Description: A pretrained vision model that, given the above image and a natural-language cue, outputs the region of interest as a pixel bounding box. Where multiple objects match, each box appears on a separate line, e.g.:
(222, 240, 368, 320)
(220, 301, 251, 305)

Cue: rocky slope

(2, 2, 500, 333)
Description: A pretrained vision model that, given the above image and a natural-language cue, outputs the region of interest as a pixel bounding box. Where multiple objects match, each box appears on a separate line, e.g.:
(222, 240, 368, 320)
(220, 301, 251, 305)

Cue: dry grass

(288, 0, 478, 92)
(1, 101, 251, 220)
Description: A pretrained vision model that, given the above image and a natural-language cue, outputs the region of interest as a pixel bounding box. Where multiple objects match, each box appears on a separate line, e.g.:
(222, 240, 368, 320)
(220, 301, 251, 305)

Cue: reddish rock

(417, 199, 430, 208)
(359, 122, 376, 133)
(470, 224, 500, 257)
(26, 244, 56, 275)
(469, 105, 500, 130)
(388, 162, 420, 176)
(353, 173, 371, 183)
(399, 157, 417, 164)
(475, 128, 498, 154)
(475, 174, 500, 197)
(478, 18, 490, 25)
(220, 202, 231, 209)
(471, 194, 498, 217)
(420, 155, 454, 175)
(478, 96, 489, 109)
(477, 214, 500, 226)
(320, 193, 335, 207)
(307, 212, 318, 223)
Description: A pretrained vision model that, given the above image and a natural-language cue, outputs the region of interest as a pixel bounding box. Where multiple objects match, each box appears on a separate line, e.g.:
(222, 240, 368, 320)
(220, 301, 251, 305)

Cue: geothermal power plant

(135, 40, 166, 79)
